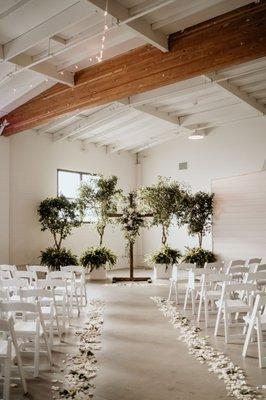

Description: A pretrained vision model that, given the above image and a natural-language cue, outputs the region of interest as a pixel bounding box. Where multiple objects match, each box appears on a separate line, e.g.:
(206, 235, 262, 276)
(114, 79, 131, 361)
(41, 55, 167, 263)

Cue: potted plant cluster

(80, 246, 117, 278)
(140, 177, 184, 279)
(145, 245, 181, 279)
(180, 191, 216, 267)
(78, 175, 121, 279)
(38, 195, 81, 270)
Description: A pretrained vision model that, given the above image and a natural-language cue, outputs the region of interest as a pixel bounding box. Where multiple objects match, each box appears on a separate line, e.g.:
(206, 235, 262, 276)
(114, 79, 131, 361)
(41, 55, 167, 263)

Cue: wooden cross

(108, 193, 152, 283)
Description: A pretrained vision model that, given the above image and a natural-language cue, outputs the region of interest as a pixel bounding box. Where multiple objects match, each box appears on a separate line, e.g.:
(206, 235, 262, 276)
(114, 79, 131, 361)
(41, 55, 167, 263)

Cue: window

(57, 169, 99, 222)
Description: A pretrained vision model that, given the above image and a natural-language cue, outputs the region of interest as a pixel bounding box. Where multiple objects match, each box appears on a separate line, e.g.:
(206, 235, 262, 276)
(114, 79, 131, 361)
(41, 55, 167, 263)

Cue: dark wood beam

(2, 1, 266, 136)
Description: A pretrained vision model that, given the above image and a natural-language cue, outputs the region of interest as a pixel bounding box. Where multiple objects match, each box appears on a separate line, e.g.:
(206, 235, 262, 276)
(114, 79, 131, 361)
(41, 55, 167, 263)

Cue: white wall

(6, 132, 136, 266)
(139, 116, 266, 261)
(213, 170, 266, 262)
(0, 137, 10, 263)
(1, 116, 266, 266)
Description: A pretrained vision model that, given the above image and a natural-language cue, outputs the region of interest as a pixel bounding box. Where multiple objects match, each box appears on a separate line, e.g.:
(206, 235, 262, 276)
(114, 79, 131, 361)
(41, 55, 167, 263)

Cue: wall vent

(179, 162, 188, 170)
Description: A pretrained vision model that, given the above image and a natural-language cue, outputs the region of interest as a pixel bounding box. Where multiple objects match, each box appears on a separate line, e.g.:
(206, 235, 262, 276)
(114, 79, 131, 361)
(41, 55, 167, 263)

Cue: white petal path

(151, 296, 261, 400)
(52, 298, 105, 399)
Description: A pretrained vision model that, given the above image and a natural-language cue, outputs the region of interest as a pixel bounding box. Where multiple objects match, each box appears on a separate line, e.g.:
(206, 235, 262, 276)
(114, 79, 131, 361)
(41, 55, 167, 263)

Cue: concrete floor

(8, 269, 266, 399)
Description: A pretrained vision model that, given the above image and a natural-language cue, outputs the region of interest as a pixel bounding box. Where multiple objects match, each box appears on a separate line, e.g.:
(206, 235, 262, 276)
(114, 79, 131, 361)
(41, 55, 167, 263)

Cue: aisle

(92, 281, 228, 400)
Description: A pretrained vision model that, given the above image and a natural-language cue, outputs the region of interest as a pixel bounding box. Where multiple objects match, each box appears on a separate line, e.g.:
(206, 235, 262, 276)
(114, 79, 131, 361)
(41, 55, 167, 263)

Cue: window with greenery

(57, 169, 99, 222)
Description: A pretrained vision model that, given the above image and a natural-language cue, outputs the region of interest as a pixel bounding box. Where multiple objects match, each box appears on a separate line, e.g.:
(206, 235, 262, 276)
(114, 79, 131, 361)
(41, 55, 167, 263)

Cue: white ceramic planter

(153, 263, 172, 280)
(89, 265, 107, 280)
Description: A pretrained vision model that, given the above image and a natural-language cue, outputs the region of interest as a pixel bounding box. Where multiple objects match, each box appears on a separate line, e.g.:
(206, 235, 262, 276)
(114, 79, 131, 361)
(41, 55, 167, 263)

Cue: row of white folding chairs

(181, 268, 266, 367)
(0, 264, 88, 307)
(0, 274, 79, 321)
(0, 297, 55, 399)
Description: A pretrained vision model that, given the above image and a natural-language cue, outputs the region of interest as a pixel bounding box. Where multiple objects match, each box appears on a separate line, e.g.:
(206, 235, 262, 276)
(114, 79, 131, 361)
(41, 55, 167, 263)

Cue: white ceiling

(35, 57, 266, 153)
(0, 0, 265, 153)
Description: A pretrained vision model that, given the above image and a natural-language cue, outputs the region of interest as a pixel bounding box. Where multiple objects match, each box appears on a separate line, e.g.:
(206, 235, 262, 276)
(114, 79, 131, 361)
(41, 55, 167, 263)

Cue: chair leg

(191, 290, 195, 315)
(34, 333, 40, 378)
(184, 287, 189, 310)
(3, 341, 11, 400)
(242, 314, 256, 357)
(197, 294, 203, 323)
(167, 280, 173, 301)
(84, 283, 88, 305)
(174, 282, 178, 305)
(42, 329, 53, 367)
(214, 306, 222, 337)
(257, 318, 264, 368)
(204, 297, 209, 328)
(224, 312, 230, 343)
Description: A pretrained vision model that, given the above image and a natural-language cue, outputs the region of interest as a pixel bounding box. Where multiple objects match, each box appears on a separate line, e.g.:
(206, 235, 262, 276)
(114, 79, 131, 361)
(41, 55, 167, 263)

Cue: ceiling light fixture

(188, 131, 205, 140)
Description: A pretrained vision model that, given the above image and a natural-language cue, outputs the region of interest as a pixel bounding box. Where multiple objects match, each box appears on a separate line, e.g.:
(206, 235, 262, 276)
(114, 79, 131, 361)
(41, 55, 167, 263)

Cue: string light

(97, 0, 109, 63)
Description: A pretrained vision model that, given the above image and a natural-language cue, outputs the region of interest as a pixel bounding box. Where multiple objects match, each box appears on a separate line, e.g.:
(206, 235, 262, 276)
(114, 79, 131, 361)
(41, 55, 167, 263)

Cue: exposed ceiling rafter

(205, 72, 266, 115)
(86, 0, 168, 52)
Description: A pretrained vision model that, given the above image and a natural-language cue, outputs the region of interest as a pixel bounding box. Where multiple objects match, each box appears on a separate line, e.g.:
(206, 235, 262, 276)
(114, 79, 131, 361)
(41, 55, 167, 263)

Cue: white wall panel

(212, 170, 266, 262)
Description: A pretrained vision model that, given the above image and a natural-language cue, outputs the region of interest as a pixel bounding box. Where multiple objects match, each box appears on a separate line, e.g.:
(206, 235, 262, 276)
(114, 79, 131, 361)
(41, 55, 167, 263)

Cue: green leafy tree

(79, 175, 121, 246)
(182, 191, 214, 247)
(38, 195, 82, 251)
(139, 177, 185, 245)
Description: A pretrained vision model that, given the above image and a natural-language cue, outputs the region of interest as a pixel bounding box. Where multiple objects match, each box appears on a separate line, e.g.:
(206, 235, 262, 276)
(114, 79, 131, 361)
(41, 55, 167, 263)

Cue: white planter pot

(153, 264, 172, 280)
(89, 266, 107, 280)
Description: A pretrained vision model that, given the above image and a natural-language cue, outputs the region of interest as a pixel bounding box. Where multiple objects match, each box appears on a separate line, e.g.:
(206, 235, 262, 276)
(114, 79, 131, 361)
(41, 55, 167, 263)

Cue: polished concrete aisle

(92, 280, 228, 400)
(8, 271, 266, 399)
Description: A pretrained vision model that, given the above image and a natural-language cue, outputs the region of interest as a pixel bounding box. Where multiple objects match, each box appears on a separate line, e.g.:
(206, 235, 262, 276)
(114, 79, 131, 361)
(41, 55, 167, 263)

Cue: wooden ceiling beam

(2, 1, 266, 136)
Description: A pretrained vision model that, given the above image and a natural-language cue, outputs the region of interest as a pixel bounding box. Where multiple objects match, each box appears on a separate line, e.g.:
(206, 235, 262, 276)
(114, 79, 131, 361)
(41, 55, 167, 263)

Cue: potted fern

(145, 245, 182, 279)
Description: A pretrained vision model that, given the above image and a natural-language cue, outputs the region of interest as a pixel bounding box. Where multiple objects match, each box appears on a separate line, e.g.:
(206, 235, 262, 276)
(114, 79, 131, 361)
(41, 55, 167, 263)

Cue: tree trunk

(162, 226, 168, 245)
(198, 232, 203, 248)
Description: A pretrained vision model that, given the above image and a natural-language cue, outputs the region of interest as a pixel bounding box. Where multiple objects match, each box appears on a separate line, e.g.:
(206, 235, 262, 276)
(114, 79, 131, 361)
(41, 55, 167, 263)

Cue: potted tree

(140, 177, 184, 279)
(78, 175, 121, 280)
(181, 191, 217, 267)
(38, 195, 82, 270)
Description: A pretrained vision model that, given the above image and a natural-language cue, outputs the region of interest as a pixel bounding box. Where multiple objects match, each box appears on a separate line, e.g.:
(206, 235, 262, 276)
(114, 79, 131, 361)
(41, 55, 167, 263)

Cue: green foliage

(40, 247, 78, 270)
(79, 175, 121, 246)
(180, 191, 214, 247)
(80, 246, 117, 272)
(183, 247, 217, 268)
(139, 177, 185, 245)
(119, 192, 146, 245)
(38, 195, 82, 250)
(145, 245, 182, 266)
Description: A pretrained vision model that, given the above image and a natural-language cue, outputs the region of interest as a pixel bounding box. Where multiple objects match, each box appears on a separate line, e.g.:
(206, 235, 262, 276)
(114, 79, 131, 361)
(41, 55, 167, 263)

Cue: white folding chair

(184, 269, 207, 315)
(37, 279, 68, 334)
(13, 271, 37, 287)
(256, 263, 266, 272)
(48, 271, 80, 316)
(242, 292, 266, 368)
(0, 302, 52, 377)
(225, 259, 246, 273)
(246, 258, 262, 273)
(0, 279, 29, 302)
(168, 263, 196, 304)
(0, 317, 27, 400)
(0, 265, 17, 277)
(197, 272, 231, 328)
(19, 288, 61, 347)
(27, 265, 49, 280)
(214, 282, 256, 343)
(61, 266, 87, 306)
(204, 261, 224, 272)
(0, 271, 12, 280)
